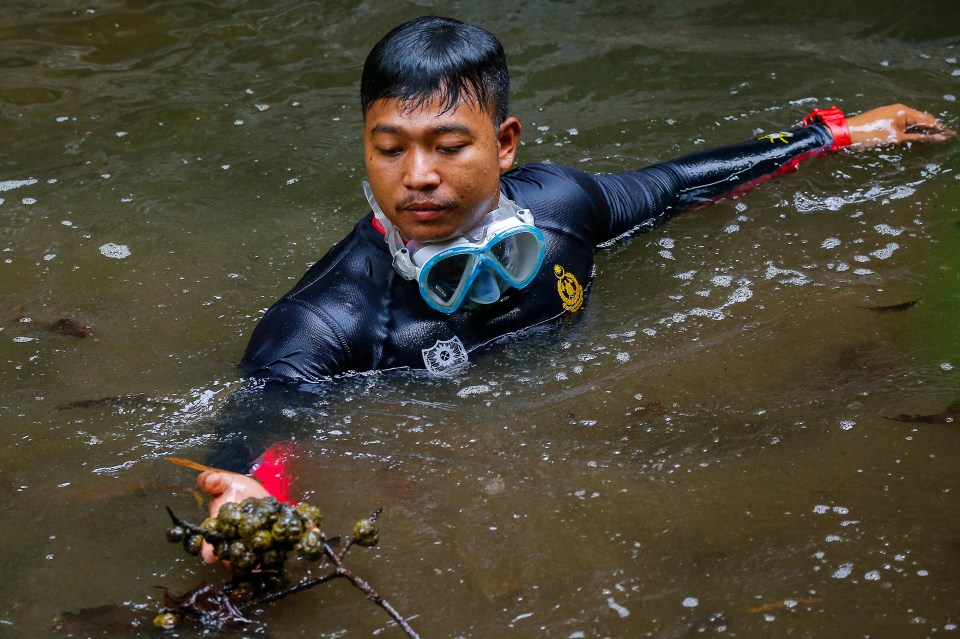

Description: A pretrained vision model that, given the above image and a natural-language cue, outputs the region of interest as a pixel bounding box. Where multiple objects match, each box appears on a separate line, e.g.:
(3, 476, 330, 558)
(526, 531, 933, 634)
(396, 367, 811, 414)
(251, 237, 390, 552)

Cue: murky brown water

(2, 1, 959, 637)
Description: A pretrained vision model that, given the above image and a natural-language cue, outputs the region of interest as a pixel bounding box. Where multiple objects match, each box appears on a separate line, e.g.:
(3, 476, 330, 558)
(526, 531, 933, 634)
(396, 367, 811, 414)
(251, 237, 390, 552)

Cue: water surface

(1, 1, 959, 637)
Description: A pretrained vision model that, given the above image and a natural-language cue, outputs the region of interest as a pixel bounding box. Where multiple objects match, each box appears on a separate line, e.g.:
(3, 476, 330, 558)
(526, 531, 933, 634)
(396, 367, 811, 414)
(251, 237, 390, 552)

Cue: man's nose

(402, 148, 440, 189)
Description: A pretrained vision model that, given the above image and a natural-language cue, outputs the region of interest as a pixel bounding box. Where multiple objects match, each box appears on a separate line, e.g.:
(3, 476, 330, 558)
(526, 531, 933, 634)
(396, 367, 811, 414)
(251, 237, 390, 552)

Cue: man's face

(363, 96, 520, 243)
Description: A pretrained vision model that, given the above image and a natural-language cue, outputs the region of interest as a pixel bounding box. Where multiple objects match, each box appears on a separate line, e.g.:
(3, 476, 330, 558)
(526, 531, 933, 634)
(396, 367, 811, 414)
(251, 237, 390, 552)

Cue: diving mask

(364, 182, 546, 314)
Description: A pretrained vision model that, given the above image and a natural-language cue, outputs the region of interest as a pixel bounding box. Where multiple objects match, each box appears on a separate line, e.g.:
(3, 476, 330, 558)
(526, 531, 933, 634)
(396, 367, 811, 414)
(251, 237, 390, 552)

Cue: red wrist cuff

(802, 106, 851, 150)
(250, 443, 297, 503)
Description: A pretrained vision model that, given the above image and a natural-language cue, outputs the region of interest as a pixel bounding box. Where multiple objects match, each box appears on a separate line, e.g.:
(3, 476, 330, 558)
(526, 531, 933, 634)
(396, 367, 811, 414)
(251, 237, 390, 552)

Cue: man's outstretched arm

(592, 103, 952, 243)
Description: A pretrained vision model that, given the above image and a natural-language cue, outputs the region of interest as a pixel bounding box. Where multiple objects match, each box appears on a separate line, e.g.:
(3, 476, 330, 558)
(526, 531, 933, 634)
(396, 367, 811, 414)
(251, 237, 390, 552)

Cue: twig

(242, 571, 340, 609)
(323, 541, 420, 639)
(240, 539, 419, 639)
(165, 506, 194, 530)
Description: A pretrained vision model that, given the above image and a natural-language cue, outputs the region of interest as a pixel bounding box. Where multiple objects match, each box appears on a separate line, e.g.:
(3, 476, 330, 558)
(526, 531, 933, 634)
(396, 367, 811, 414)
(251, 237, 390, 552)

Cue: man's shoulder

(501, 162, 607, 224)
(502, 161, 580, 182)
(241, 216, 391, 383)
(284, 214, 390, 301)
(502, 161, 602, 194)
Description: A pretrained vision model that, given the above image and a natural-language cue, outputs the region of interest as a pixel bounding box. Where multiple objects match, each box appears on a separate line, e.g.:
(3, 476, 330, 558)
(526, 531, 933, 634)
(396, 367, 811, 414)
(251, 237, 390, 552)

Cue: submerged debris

(888, 401, 960, 424)
(859, 298, 919, 313)
(56, 393, 150, 410)
(9, 306, 95, 337)
(52, 604, 151, 634)
(888, 411, 959, 424)
(160, 582, 253, 628)
(748, 596, 824, 614)
(51, 318, 95, 337)
(157, 488, 417, 637)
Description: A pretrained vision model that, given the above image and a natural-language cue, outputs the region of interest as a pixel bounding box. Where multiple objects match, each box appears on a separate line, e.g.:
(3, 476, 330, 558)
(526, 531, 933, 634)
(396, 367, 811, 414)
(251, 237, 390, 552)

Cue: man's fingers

(903, 132, 949, 143)
(929, 123, 955, 138)
(902, 117, 952, 142)
(197, 470, 228, 496)
(904, 121, 951, 135)
(197, 470, 230, 501)
(902, 110, 955, 138)
(201, 540, 218, 564)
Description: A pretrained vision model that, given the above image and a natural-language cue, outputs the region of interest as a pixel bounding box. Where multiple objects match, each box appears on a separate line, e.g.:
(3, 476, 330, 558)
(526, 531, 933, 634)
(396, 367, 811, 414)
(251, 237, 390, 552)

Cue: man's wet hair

(361, 16, 510, 126)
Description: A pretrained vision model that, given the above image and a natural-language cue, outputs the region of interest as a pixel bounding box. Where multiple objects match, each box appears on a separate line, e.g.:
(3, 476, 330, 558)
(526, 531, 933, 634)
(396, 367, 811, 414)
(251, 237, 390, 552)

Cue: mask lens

(488, 230, 542, 285)
(489, 234, 519, 268)
(423, 253, 473, 305)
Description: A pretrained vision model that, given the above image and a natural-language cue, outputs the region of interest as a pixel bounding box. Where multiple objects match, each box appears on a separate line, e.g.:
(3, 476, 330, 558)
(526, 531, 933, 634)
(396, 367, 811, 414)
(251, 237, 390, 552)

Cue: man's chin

(398, 221, 459, 244)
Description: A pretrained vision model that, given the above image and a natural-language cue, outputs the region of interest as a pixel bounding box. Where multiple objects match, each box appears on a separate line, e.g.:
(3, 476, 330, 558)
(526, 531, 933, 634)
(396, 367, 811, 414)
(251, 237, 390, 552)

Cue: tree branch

(323, 541, 420, 639)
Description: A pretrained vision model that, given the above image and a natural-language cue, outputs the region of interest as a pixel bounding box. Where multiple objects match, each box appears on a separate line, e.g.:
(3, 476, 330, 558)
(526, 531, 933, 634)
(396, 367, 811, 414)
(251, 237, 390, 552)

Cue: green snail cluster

(166, 496, 325, 573)
(166, 496, 380, 575)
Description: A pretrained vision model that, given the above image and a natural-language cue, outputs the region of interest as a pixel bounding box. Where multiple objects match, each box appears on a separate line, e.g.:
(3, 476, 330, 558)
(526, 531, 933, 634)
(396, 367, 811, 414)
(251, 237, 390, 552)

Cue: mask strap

(363, 181, 399, 247)
(363, 182, 419, 280)
(495, 192, 535, 226)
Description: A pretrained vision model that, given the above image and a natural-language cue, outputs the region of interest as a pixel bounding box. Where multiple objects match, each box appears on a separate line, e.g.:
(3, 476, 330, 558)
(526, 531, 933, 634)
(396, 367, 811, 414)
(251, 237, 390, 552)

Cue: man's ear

(496, 117, 522, 171)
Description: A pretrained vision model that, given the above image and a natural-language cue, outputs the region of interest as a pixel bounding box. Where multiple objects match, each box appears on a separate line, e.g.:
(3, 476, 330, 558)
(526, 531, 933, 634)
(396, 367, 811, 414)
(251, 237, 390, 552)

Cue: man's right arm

(200, 299, 346, 480)
(194, 380, 311, 562)
(197, 299, 350, 535)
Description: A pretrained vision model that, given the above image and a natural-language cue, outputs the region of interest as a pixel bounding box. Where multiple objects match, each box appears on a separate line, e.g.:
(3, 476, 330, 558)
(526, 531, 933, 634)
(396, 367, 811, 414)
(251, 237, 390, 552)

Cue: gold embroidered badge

(554, 264, 583, 312)
(757, 131, 794, 144)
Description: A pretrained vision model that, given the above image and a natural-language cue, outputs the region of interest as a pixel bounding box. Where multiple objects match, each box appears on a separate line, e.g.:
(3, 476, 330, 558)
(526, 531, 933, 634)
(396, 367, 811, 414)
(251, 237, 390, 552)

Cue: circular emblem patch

(553, 264, 583, 312)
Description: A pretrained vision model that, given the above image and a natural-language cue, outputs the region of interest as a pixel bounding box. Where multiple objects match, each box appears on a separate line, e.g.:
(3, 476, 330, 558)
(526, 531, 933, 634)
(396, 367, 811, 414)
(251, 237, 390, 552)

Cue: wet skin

(847, 103, 953, 147)
(362, 97, 522, 243)
(197, 471, 269, 564)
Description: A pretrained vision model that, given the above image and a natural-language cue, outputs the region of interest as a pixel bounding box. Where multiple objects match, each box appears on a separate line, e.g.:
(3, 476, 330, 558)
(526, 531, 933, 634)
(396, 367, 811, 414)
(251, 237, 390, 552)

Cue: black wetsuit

(240, 124, 835, 386)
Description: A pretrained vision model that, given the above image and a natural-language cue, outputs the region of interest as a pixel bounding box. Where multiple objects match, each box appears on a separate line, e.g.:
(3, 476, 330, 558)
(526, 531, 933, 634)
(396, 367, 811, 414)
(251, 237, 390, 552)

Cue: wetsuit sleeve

(202, 325, 338, 490)
(592, 123, 836, 243)
(204, 378, 311, 474)
(240, 299, 350, 385)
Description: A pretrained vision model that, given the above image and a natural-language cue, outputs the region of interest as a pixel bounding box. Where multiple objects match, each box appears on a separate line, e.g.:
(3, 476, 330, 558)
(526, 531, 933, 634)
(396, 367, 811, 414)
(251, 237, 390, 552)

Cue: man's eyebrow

(370, 123, 402, 135)
(431, 123, 474, 136)
(369, 123, 475, 136)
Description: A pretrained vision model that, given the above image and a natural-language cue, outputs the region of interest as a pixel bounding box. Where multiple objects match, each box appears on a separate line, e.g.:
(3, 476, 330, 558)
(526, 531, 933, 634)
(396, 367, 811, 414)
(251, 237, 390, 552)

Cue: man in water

(198, 16, 952, 544)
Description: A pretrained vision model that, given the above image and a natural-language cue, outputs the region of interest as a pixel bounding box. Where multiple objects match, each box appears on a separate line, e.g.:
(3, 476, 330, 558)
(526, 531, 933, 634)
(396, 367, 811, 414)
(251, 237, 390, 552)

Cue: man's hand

(847, 103, 954, 147)
(197, 470, 270, 564)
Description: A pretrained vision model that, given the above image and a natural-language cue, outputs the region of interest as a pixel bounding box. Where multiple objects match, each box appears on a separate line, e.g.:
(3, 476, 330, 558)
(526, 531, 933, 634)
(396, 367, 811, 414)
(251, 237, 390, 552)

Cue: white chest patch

(422, 336, 469, 375)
